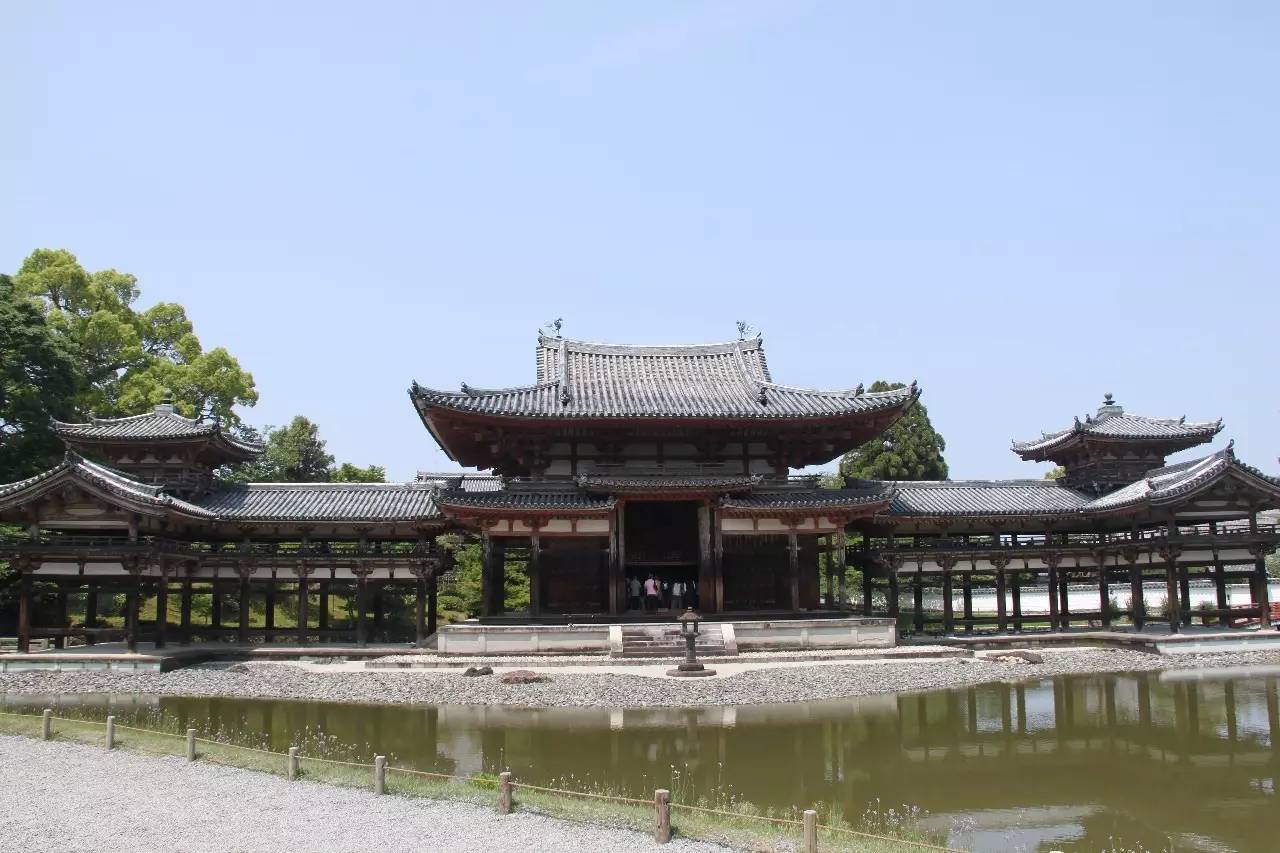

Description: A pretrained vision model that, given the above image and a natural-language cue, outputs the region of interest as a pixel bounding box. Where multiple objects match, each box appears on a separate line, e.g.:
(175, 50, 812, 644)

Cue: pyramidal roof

(51, 397, 262, 460)
(1012, 394, 1221, 459)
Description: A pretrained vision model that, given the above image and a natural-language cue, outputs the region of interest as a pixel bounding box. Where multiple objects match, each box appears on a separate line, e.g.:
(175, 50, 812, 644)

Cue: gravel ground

(2, 648, 1279, 709)
(0, 734, 730, 853)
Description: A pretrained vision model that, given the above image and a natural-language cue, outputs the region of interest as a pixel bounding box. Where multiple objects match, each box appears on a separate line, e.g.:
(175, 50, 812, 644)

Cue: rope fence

(0, 709, 962, 852)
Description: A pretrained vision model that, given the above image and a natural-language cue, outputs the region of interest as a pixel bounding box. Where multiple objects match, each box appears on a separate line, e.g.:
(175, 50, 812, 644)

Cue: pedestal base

(666, 662, 717, 678)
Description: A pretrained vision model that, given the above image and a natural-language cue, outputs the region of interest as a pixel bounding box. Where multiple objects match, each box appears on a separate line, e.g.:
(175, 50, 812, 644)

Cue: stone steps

(617, 624, 732, 658)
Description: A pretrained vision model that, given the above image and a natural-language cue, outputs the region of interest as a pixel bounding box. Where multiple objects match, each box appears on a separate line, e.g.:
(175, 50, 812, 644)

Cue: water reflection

(7, 672, 1278, 852)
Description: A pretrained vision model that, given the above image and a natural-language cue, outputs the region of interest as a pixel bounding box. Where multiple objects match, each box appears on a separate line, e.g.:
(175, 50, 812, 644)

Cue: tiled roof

(52, 404, 262, 459)
(411, 334, 918, 421)
(1013, 398, 1220, 458)
(577, 473, 760, 493)
(414, 472, 504, 492)
(197, 483, 442, 523)
(885, 480, 1091, 518)
(1084, 445, 1280, 512)
(0, 453, 213, 519)
(435, 489, 616, 513)
(720, 484, 892, 512)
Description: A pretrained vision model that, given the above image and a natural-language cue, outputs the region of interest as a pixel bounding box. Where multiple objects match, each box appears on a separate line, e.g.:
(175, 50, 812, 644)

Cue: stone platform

(436, 616, 897, 656)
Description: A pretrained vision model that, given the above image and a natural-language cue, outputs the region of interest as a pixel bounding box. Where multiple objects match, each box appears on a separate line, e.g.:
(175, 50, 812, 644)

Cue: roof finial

(736, 320, 750, 340)
(1103, 392, 1114, 405)
(854, 383, 864, 396)
(1225, 438, 1235, 458)
(542, 318, 563, 338)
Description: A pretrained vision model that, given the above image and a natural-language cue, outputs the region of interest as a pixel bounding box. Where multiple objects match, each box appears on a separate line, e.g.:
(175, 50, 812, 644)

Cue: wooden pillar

(179, 574, 193, 645)
(296, 571, 309, 646)
(125, 569, 141, 654)
(1163, 549, 1181, 634)
(960, 571, 973, 633)
(941, 560, 955, 634)
(318, 581, 330, 638)
(1098, 555, 1111, 630)
(1129, 558, 1145, 632)
(1252, 546, 1272, 630)
(427, 571, 439, 638)
(372, 583, 385, 639)
(824, 535, 836, 609)
(1058, 566, 1071, 630)
(17, 570, 32, 653)
(49, 581, 67, 649)
(787, 532, 800, 611)
(695, 503, 712, 614)
(264, 580, 276, 642)
(528, 532, 542, 618)
(887, 560, 900, 620)
(84, 580, 99, 646)
(415, 573, 427, 644)
(912, 570, 924, 633)
(154, 568, 168, 649)
(1046, 557, 1060, 631)
(995, 563, 1008, 633)
(609, 510, 623, 615)
(862, 568, 874, 617)
(1011, 568, 1022, 632)
(1178, 563, 1192, 627)
(210, 577, 222, 630)
(355, 574, 368, 647)
(834, 533, 847, 611)
(712, 511, 725, 613)
(480, 534, 496, 618)
(237, 570, 250, 645)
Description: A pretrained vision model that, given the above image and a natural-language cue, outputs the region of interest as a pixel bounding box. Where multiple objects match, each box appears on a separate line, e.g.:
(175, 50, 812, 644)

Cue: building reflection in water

(7, 672, 1278, 852)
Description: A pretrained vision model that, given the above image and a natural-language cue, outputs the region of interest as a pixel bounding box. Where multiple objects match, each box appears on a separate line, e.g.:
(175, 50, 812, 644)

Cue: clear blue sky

(4, 2, 1277, 482)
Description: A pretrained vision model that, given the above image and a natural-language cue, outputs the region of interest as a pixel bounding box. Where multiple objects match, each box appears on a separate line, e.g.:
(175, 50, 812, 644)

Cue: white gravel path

(3, 647, 1280, 708)
(0, 734, 732, 853)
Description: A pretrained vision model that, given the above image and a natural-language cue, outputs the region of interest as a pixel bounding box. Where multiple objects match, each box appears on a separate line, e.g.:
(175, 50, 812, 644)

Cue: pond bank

(2, 647, 1280, 708)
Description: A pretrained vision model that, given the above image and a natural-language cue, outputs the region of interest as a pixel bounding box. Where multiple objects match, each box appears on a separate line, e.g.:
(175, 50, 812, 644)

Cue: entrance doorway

(623, 501, 701, 613)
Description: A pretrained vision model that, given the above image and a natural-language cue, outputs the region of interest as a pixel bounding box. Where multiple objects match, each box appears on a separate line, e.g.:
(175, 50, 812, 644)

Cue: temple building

(1, 332, 1277, 655)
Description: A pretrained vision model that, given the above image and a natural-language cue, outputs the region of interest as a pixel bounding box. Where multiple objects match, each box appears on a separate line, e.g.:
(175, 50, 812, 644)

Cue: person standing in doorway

(644, 575, 660, 611)
(671, 580, 685, 610)
(628, 575, 642, 611)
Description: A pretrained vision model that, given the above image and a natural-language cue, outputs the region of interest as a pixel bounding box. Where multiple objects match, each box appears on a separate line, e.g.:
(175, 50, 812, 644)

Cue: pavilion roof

(1012, 395, 1220, 459)
(196, 482, 442, 523)
(435, 488, 616, 514)
(51, 401, 262, 461)
(410, 333, 918, 422)
(1082, 444, 1280, 513)
(0, 452, 213, 520)
(883, 479, 1090, 518)
(414, 472, 504, 492)
(720, 483, 892, 513)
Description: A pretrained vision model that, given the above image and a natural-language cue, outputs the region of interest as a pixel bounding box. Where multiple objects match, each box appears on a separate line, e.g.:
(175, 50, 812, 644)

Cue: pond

(6, 669, 1279, 852)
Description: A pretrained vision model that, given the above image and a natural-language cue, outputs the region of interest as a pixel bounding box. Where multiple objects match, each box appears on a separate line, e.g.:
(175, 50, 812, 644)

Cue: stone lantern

(666, 607, 716, 678)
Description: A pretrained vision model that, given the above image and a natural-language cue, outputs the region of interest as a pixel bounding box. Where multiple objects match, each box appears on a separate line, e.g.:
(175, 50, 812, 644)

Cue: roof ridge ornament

(558, 337, 571, 405)
(1226, 438, 1235, 459)
(542, 317, 563, 338)
(854, 383, 864, 396)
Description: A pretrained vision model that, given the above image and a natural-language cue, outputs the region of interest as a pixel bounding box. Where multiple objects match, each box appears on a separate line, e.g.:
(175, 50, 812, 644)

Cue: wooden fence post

(374, 755, 386, 795)
(803, 808, 817, 853)
(287, 747, 299, 780)
(497, 771, 512, 814)
(185, 729, 197, 761)
(654, 788, 671, 844)
(41, 709, 52, 741)
(105, 715, 115, 751)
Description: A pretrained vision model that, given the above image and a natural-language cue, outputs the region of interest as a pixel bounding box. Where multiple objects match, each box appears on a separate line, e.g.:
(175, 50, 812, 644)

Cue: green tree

(839, 381, 948, 481)
(0, 275, 81, 481)
(12, 248, 258, 428)
(1044, 466, 1066, 480)
(331, 462, 387, 483)
(224, 416, 336, 483)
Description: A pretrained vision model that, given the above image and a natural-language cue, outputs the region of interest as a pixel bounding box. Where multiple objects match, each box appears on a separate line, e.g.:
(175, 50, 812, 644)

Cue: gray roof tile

(1013, 400, 1220, 458)
(884, 479, 1091, 518)
(197, 483, 441, 523)
(52, 405, 262, 459)
(411, 334, 918, 421)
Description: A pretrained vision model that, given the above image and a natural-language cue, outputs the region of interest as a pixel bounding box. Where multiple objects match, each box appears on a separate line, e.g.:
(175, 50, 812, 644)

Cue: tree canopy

(11, 248, 258, 432)
(838, 381, 948, 481)
(223, 416, 386, 483)
(0, 275, 80, 481)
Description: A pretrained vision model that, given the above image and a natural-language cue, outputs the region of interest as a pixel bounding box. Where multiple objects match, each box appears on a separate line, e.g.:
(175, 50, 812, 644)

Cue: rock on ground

(0, 734, 730, 853)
